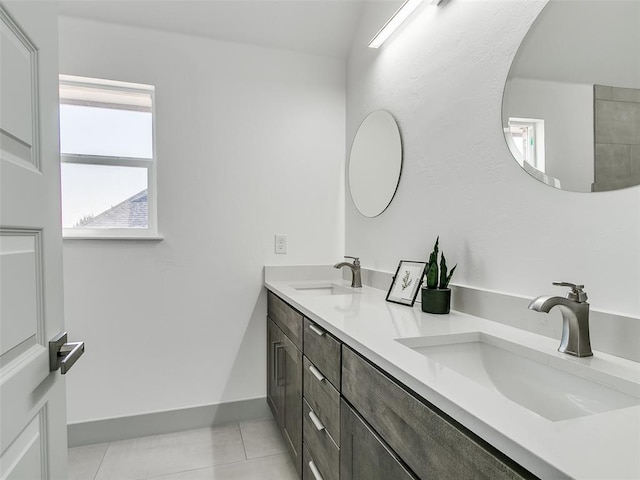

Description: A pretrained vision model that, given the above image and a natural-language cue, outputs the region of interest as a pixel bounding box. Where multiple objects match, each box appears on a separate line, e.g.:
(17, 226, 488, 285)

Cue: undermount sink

(396, 332, 640, 422)
(292, 283, 359, 296)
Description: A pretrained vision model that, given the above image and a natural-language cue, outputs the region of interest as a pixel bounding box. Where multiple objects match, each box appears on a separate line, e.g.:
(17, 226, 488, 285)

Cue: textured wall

(59, 16, 345, 423)
(345, 1, 639, 319)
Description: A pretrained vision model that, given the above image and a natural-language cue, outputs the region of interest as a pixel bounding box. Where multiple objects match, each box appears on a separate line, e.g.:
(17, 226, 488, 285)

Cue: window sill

(63, 235, 164, 241)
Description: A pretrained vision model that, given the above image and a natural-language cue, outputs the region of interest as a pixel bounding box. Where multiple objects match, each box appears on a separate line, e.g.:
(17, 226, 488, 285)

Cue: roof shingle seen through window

(81, 189, 148, 228)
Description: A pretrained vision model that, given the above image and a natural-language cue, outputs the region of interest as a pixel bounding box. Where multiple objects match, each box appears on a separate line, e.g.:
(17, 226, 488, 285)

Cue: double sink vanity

(264, 266, 640, 480)
(262, 0, 640, 477)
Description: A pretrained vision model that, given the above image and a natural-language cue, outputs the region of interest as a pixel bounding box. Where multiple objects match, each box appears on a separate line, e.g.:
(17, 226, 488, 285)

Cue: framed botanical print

(386, 260, 427, 306)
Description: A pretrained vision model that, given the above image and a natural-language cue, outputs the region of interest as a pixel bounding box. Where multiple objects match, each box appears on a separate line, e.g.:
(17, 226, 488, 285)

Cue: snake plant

(425, 237, 457, 289)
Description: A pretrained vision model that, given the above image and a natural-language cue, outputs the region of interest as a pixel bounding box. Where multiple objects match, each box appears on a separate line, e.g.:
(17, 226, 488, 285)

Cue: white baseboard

(68, 397, 272, 448)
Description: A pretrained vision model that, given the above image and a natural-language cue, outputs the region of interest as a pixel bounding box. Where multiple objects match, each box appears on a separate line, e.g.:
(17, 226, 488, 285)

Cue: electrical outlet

(275, 234, 287, 254)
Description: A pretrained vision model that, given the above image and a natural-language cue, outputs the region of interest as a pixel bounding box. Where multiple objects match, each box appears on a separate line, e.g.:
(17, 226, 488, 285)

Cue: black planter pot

(421, 287, 451, 314)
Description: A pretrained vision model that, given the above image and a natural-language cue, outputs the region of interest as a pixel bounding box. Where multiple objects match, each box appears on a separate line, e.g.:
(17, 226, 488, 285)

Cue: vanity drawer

(303, 442, 325, 480)
(303, 318, 341, 389)
(303, 356, 340, 447)
(268, 291, 303, 350)
(303, 399, 339, 480)
(341, 399, 417, 480)
(341, 346, 536, 480)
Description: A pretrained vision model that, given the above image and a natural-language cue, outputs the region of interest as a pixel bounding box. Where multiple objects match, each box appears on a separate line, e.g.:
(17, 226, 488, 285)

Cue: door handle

(274, 343, 285, 387)
(271, 341, 279, 383)
(49, 332, 84, 374)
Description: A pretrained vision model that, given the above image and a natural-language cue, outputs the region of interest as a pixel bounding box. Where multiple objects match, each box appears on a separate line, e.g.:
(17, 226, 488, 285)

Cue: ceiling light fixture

(368, 0, 442, 49)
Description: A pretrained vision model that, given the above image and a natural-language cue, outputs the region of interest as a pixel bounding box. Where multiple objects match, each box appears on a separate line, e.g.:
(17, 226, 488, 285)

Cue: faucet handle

(553, 282, 588, 302)
(344, 256, 360, 265)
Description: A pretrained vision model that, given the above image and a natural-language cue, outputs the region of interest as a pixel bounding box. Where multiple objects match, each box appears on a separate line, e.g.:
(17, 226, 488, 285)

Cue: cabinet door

(340, 399, 417, 480)
(267, 318, 284, 423)
(282, 332, 303, 476)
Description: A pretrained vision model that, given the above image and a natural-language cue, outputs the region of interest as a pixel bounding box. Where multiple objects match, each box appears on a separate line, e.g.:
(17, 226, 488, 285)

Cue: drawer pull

(309, 324, 326, 336)
(308, 410, 325, 431)
(309, 364, 325, 382)
(308, 460, 324, 480)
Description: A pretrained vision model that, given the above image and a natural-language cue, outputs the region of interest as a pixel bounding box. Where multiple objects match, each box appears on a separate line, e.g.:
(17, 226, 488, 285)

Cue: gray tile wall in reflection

(593, 84, 640, 191)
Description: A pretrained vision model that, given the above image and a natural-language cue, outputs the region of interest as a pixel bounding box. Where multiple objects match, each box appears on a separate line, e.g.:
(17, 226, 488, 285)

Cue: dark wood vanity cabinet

(267, 293, 303, 476)
(267, 291, 537, 480)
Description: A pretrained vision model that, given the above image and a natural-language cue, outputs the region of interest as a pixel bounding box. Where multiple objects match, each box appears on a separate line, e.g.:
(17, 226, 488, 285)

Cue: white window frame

(59, 75, 161, 240)
(505, 117, 546, 173)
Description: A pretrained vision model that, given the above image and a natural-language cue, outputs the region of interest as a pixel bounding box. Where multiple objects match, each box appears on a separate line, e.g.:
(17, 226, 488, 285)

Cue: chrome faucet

(528, 282, 592, 357)
(334, 256, 362, 288)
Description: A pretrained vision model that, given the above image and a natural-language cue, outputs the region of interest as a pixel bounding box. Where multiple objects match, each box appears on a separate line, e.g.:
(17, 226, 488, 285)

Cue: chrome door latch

(49, 332, 84, 374)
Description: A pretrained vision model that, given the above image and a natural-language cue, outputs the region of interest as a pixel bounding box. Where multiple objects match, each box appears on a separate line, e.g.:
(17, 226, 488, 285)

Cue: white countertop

(264, 267, 640, 480)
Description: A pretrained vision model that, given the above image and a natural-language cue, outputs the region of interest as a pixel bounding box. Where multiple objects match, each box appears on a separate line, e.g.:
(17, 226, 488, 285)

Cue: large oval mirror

(349, 110, 402, 217)
(502, 0, 640, 192)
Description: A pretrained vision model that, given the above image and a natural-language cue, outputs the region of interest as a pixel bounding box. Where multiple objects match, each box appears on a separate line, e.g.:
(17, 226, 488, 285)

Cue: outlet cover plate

(275, 234, 287, 254)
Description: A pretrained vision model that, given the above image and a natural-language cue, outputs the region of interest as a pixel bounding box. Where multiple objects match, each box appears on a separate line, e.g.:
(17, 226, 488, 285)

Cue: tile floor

(68, 418, 298, 480)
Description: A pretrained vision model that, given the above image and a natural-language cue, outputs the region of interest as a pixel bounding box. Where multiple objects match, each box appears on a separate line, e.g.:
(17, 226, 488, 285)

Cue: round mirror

(348, 110, 402, 217)
(502, 0, 640, 192)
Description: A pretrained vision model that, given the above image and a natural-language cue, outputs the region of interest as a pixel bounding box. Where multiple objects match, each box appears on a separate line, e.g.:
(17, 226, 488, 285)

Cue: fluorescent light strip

(368, 0, 423, 49)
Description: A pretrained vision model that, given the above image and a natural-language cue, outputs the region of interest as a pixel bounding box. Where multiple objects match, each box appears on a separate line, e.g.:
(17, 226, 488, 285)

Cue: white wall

(345, 1, 639, 317)
(509, 0, 640, 87)
(504, 78, 593, 192)
(59, 16, 345, 423)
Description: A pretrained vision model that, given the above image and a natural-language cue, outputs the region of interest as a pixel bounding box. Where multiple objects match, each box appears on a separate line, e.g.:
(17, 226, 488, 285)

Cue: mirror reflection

(502, 0, 640, 192)
(349, 110, 402, 217)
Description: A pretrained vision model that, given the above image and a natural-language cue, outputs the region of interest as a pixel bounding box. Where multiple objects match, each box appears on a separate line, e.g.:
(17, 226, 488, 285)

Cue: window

(505, 117, 545, 173)
(59, 75, 159, 239)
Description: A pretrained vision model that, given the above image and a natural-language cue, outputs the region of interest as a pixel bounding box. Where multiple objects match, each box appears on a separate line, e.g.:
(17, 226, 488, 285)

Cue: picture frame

(386, 260, 427, 306)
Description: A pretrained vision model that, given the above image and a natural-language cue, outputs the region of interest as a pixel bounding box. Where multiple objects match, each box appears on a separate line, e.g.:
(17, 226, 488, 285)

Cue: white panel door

(1, 2, 69, 479)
